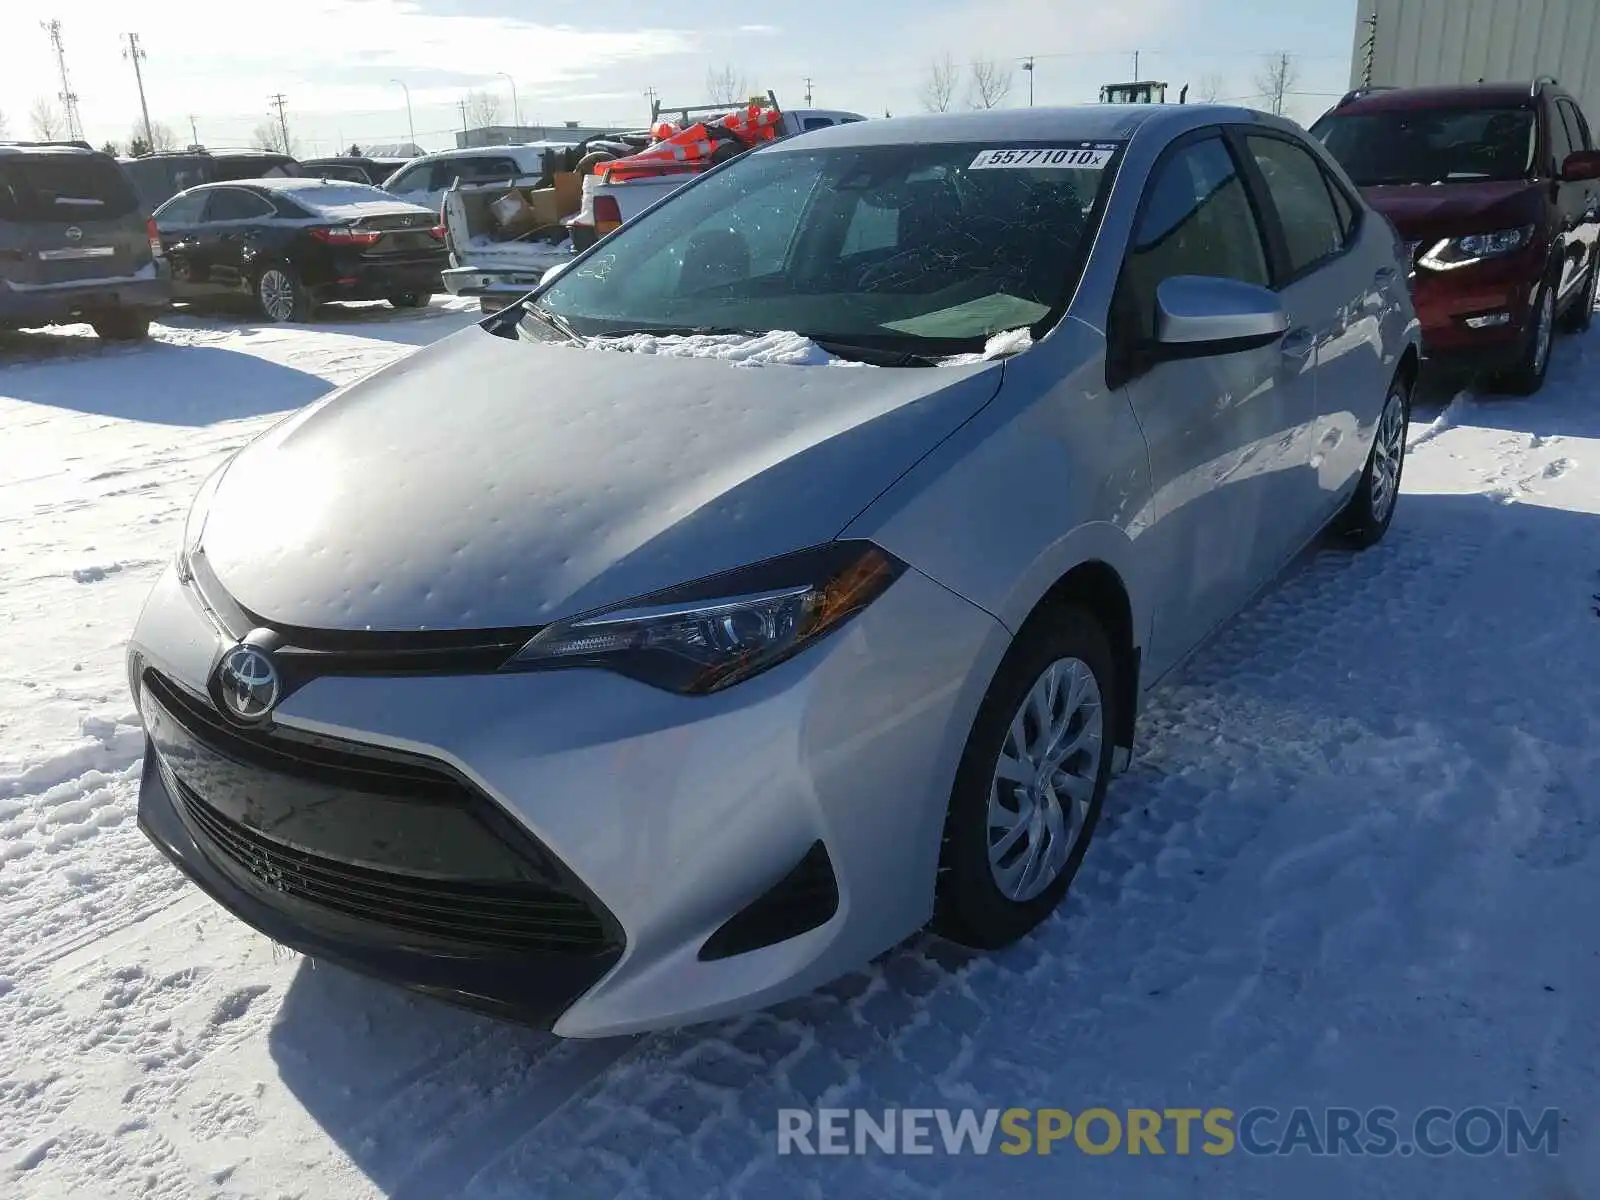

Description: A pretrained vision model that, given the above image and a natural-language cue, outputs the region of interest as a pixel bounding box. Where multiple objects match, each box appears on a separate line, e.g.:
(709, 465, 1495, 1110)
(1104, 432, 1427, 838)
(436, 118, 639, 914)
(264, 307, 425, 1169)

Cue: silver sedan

(128, 103, 1420, 1037)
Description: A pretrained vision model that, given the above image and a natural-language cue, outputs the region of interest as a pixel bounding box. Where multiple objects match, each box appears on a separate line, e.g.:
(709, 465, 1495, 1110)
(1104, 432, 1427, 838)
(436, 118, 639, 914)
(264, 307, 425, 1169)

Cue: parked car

(0, 139, 170, 341)
(381, 143, 576, 216)
(129, 105, 1419, 1037)
(120, 149, 303, 209)
(1312, 80, 1600, 393)
(300, 156, 410, 186)
(150, 178, 447, 321)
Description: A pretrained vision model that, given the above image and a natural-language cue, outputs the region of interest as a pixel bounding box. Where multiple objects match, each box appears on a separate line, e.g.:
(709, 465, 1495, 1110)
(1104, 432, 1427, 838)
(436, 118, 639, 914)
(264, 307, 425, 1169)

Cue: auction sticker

(969, 145, 1117, 170)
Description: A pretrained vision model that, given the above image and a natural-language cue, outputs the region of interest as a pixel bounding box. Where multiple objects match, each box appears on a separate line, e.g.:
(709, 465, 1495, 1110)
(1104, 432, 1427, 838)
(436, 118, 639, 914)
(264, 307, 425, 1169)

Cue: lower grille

(142, 669, 618, 958)
(171, 778, 606, 952)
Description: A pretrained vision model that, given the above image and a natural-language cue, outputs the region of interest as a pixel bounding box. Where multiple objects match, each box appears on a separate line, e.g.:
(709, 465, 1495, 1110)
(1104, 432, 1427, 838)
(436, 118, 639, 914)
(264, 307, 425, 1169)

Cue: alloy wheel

(258, 270, 296, 322)
(987, 656, 1103, 902)
(1369, 389, 1406, 523)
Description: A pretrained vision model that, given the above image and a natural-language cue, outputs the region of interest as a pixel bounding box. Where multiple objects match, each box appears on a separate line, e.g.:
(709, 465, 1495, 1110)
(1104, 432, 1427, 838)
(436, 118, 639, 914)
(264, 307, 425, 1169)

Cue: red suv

(1312, 81, 1600, 394)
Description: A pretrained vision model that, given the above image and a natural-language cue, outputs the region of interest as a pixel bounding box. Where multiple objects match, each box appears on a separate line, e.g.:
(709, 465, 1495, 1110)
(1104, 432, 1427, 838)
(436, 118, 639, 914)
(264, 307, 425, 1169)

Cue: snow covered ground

(3, 300, 1599, 1199)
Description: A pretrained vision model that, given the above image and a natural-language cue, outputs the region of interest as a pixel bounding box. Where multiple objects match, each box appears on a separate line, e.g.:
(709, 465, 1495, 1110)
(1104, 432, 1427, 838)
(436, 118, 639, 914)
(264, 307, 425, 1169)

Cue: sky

(1, 0, 1360, 156)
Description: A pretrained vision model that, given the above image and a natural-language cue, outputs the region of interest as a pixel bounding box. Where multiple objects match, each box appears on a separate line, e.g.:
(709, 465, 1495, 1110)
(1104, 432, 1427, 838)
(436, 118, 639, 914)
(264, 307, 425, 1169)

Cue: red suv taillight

(429, 223, 446, 240)
(309, 226, 382, 246)
(593, 195, 623, 233)
(146, 217, 163, 259)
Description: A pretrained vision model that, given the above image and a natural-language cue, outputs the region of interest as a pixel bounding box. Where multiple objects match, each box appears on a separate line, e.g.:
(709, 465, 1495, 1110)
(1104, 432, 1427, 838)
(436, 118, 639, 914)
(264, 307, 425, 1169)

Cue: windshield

(534, 139, 1124, 351)
(1311, 107, 1536, 185)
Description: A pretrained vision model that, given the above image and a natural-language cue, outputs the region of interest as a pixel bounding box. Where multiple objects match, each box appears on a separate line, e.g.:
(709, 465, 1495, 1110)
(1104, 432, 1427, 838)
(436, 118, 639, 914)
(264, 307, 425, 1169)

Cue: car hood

(1360, 179, 1545, 239)
(199, 326, 1004, 631)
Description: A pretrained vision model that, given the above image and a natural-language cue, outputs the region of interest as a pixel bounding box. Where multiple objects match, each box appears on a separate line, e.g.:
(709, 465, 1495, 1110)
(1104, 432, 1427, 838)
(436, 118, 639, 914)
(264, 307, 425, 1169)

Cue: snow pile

(580, 328, 857, 367)
(942, 325, 1034, 365)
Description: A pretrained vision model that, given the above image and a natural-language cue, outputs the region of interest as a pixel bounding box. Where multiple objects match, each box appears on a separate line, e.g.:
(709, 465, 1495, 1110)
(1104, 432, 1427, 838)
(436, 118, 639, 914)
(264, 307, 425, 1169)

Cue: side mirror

(1560, 150, 1600, 182)
(1155, 275, 1289, 355)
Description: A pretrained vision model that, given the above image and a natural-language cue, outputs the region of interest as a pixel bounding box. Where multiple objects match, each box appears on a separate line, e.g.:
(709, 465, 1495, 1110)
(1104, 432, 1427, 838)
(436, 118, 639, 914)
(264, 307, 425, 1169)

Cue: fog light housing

(1464, 312, 1512, 330)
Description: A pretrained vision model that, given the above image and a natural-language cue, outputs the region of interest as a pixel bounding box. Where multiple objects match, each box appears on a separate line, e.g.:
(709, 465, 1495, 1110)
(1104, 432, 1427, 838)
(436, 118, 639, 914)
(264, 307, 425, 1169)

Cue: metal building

(1350, 0, 1600, 119)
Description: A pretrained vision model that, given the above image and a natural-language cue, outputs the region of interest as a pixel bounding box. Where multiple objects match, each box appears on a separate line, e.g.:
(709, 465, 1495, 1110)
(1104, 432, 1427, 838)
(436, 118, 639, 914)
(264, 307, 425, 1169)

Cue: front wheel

(386, 292, 429, 309)
(931, 606, 1117, 950)
(1338, 374, 1410, 548)
(1561, 258, 1598, 334)
(1496, 277, 1556, 395)
(255, 266, 312, 323)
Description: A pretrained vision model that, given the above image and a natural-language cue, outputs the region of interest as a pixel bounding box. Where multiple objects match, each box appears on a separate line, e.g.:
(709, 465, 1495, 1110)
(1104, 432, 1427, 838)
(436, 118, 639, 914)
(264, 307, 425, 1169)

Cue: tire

(385, 292, 429, 309)
(1495, 273, 1557, 395)
(931, 606, 1118, 950)
(89, 310, 151, 341)
(1561, 256, 1598, 334)
(254, 265, 313, 323)
(575, 150, 614, 174)
(1337, 372, 1411, 549)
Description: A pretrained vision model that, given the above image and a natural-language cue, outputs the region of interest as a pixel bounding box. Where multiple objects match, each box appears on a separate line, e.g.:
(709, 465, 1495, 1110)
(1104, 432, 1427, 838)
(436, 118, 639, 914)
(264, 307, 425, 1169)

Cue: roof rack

(649, 89, 780, 126)
(1531, 75, 1559, 95)
(0, 138, 95, 151)
(1335, 85, 1397, 108)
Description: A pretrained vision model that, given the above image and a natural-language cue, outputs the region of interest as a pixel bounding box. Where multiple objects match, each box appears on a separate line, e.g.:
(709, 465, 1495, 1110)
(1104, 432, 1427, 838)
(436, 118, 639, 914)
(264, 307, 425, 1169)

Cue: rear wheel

(932, 606, 1117, 950)
(255, 266, 312, 323)
(89, 310, 151, 342)
(386, 292, 429, 309)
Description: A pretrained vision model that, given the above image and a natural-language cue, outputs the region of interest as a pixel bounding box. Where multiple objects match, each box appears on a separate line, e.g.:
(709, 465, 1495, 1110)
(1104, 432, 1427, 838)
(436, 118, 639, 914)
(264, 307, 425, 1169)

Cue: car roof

(1336, 83, 1541, 114)
(771, 103, 1273, 150)
(0, 142, 105, 159)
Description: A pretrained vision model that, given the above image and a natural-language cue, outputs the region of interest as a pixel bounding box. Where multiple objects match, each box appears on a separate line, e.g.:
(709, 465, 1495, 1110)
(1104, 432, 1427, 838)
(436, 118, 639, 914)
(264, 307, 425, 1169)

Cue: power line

(124, 33, 153, 152)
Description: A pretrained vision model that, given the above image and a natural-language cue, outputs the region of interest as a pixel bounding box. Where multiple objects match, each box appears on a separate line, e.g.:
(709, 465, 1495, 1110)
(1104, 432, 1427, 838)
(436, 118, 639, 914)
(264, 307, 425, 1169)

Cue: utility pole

(1133, 49, 1140, 80)
(188, 114, 198, 147)
(1023, 56, 1035, 105)
(123, 33, 154, 154)
(645, 85, 659, 122)
(457, 96, 468, 135)
(41, 20, 84, 141)
(269, 92, 290, 153)
(391, 79, 415, 149)
(1360, 12, 1379, 88)
(804, 76, 813, 106)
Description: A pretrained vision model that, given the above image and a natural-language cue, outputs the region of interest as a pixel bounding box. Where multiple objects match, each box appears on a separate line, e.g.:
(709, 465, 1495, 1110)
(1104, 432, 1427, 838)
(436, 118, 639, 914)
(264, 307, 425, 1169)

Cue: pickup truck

(441, 104, 867, 311)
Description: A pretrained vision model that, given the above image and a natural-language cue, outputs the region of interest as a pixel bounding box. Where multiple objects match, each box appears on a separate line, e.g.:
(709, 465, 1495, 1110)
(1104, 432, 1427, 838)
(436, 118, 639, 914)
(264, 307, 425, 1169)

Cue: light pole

(391, 78, 415, 149)
(1023, 56, 1034, 106)
(500, 73, 521, 128)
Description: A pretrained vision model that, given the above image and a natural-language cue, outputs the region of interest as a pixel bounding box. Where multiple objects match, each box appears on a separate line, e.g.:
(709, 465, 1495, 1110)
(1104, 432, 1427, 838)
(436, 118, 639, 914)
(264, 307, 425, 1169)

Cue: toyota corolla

(129, 105, 1420, 1037)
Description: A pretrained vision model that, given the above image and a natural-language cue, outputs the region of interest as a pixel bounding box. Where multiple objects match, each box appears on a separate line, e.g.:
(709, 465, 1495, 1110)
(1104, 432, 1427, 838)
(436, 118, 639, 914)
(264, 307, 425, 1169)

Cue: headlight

(506, 541, 906, 694)
(1418, 226, 1535, 272)
(174, 458, 233, 583)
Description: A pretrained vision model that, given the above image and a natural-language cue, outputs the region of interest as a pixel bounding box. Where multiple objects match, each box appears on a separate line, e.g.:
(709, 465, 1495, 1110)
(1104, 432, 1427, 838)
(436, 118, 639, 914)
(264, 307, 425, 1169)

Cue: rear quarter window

(0, 157, 141, 222)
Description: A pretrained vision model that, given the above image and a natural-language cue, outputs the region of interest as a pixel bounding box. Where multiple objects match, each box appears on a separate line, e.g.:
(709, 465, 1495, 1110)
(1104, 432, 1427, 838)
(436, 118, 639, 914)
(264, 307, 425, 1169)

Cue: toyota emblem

(214, 644, 280, 723)
(64, 226, 83, 242)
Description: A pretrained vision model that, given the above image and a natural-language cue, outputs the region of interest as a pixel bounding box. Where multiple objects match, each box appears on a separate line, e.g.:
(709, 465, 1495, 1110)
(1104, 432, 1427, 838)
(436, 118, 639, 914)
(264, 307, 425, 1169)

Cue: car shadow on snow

(0, 338, 333, 425)
(1413, 320, 1600, 442)
(165, 298, 484, 349)
(266, 491, 1600, 1199)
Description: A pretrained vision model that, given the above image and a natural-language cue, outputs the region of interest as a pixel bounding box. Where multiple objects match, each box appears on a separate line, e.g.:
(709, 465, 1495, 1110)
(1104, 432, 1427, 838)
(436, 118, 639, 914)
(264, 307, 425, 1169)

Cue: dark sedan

(300, 156, 412, 186)
(151, 178, 448, 322)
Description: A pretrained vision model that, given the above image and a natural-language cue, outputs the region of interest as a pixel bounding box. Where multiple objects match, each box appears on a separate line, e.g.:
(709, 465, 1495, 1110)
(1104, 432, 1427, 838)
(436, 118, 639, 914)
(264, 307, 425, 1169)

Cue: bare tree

(131, 119, 177, 153)
(967, 58, 1013, 110)
(29, 97, 65, 140)
(250, 119, 298, 155)
(1197, 72, 1227, 103)
(464, 89, 501, 128)
(920, 53, 959, 112)
(706, 64, 751, 106)
(1254, 52, 1299, 117)
(101, 140, 121, 156)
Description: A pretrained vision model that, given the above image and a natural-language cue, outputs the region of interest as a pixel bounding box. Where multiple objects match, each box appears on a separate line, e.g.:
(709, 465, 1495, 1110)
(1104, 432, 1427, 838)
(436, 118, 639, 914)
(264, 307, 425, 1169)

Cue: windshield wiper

(808, 335, 943, 367)
(519, 301, 585, 345)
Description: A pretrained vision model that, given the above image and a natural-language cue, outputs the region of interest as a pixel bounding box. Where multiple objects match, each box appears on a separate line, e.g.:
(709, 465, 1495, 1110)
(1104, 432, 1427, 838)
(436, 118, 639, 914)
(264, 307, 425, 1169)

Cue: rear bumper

(312, 259, 446, 301)
(0, 270, 170, 327)
(441, 265, 550, 302)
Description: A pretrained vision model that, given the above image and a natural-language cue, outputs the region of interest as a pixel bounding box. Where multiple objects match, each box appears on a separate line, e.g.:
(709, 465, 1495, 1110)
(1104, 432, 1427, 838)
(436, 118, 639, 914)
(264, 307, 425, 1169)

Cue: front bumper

(0, 266, 170, 327)
(1409, 250, 1542, 366)
(129, 558, 1008, 1036)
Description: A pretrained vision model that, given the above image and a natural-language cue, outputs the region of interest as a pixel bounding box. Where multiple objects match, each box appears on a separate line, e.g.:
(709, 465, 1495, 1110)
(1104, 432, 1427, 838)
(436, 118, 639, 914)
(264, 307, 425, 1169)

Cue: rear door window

(202, 188, 276, 222)
(0, 157, 141, 223)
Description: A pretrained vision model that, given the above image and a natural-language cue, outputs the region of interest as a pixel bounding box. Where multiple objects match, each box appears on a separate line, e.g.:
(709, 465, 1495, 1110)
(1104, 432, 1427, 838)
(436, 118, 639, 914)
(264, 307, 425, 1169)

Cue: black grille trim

(142, 668, 622, 959)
